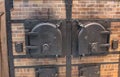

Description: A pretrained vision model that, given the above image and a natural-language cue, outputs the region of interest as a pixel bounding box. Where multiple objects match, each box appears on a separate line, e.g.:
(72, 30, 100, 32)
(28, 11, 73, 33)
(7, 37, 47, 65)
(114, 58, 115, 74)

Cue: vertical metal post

(10, 0, 14, 9)
(66, 20, 72, 77)
(65, 0, 72, 20)
(5, 0, 15, 77)
(65, 0, 73, 77)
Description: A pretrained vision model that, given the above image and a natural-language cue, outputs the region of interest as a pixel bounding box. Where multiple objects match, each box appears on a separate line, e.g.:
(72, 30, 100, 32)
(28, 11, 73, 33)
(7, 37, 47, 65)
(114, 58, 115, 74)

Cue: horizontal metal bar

(77, 62, 120, 68)
(13, 51, 120, 59)
(13, 55, 62, 58)
(14, 65, 65, 68)
(72, 19, 120, 22)
(11, 19, 64, 23)
(14, 62, 120, 68)
(10, 19, 120, 24)
(78, 51, 120, 57)
(11, 20, 25, 23)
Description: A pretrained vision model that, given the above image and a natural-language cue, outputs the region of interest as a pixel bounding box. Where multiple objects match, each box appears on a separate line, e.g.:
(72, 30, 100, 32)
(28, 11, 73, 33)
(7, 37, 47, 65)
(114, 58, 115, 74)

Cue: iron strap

(5, 0, 15, 77)
(65, 0, 73, 77)
(14, 62, 120, 68)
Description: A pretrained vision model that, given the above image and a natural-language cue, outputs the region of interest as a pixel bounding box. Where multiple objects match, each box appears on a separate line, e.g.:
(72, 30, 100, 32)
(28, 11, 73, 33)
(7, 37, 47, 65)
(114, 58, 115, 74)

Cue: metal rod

(14, 62, 120, 68)
(101, 31, 110, 34)
(26, 46, 38, 49)
(25, 32, 38, 36)
(5, 0, 15, 77)
(65, 0, 73, 77)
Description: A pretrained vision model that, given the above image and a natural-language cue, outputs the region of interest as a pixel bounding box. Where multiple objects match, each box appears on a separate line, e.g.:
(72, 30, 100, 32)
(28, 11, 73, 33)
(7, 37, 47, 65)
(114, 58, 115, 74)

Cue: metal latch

(42, 44, 50, 53)
(112, 40, 119, 50)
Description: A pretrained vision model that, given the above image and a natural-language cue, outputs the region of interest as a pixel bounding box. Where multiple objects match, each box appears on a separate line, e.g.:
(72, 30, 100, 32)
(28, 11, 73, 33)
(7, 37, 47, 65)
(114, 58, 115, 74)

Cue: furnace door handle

(26, 46, 38, 49)
(99, 44, 110, 47)
(25, 32, 38, 36)
(100, 31, 110, 35)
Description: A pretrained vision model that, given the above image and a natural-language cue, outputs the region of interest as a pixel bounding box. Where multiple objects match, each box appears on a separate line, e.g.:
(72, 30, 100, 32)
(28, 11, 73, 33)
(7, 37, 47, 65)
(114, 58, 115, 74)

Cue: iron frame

(5, 0, 120, 77)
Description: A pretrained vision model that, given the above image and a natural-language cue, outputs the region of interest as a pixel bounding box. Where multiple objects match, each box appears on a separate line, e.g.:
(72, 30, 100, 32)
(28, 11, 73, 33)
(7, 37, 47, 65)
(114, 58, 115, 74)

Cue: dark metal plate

(36, 67, 58, 77)
(79, 64, 100, 77)
(78, 22, 109, 55)
(27, 23, 62, 56)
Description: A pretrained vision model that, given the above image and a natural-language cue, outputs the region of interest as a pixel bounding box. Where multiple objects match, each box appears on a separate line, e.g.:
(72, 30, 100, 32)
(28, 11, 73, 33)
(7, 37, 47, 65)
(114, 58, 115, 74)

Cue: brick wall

(11, 0, 66, 19)
(10, 0, 120, 77)
(72, 0, 120, 19)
